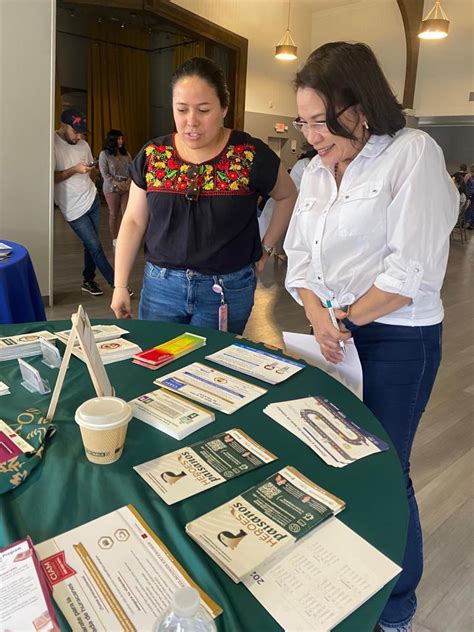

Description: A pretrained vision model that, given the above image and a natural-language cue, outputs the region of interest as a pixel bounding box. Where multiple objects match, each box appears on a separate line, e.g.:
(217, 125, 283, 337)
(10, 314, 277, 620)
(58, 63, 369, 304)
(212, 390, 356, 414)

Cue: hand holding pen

(326, 300, 346, 354)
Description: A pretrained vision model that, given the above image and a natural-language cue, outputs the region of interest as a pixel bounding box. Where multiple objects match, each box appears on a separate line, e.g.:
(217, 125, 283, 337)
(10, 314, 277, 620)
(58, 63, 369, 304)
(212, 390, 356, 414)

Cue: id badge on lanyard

(212, 282, 228, 332)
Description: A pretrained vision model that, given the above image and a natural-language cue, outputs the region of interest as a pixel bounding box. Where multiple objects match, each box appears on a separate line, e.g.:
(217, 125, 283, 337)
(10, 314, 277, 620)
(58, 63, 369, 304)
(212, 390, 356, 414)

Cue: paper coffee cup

(75, 397, 133, 465)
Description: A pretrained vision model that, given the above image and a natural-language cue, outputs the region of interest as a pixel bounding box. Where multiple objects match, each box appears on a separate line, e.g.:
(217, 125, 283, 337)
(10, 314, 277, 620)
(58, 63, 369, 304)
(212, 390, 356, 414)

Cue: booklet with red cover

(132, 332, 206, 370)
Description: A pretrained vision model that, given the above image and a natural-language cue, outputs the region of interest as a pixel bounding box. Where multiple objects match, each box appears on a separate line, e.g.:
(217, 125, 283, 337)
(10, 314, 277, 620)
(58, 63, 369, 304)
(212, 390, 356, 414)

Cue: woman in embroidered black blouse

(111, 57, 296, 333)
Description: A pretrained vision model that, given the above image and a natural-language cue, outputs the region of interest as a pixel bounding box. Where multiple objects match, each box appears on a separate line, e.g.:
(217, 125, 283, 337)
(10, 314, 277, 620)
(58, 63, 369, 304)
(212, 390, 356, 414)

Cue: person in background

(291, 145, 318, 187)
(54, 109, 114, 296)
(452, 174, 468, 210)
(452, 162, 467, 180)
(463, 163, 474, 228)
(284, 42, 458, 632)
(98, 130, 132, 248)
(111, 57, 296, 333)
(258, 145, 317, 257)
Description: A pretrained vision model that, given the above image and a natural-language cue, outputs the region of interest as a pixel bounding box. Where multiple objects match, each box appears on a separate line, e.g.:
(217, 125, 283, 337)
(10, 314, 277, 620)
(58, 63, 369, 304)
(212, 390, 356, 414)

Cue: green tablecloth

(0, 319, 408, 632)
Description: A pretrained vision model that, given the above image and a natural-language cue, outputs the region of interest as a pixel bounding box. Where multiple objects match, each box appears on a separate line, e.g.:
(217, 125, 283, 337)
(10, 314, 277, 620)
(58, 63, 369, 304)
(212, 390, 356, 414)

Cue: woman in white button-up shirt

(285, 42, 458, 632)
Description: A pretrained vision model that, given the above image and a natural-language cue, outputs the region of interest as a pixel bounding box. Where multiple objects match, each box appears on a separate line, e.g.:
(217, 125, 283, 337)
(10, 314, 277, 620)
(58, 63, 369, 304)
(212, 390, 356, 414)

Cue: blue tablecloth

(0, 239, 46, 324)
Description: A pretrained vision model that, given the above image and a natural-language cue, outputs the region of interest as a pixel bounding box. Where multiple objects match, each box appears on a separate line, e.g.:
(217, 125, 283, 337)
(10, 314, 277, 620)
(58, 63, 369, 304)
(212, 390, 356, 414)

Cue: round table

(0, 319, 408, 631)
(0, 239, 46, 324)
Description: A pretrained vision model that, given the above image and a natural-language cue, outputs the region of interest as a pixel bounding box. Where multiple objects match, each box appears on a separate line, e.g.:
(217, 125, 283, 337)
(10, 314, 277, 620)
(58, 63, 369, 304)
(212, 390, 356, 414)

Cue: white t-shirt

(54, 133, 97, 222)
(284, 128, 459, 326)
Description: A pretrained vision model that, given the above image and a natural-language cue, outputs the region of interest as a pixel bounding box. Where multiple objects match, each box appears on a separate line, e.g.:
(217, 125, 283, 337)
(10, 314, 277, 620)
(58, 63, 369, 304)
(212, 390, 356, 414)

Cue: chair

(451, 200, 469, 244)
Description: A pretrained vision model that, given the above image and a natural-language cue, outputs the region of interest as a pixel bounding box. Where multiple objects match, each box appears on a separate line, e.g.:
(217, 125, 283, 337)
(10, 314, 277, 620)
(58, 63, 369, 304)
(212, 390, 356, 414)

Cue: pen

(326, 299, 346, 354)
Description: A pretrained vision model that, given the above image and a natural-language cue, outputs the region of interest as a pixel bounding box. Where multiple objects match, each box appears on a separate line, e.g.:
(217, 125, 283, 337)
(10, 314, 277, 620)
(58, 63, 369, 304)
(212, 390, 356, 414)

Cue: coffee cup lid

(75, 396, 133, 430)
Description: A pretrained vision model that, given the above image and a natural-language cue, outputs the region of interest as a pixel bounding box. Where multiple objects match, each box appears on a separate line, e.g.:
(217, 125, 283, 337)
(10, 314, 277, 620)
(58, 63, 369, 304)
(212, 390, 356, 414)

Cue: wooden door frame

(396, 0, 424, 110)
(66, 0, 248, 129)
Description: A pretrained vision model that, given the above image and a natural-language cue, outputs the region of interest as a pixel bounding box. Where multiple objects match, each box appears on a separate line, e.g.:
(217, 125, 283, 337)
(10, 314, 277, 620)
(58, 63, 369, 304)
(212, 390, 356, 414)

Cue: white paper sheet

(205, 343, 305, 384)
(244, 518, 401, 632)
(283, 332, 363, 399)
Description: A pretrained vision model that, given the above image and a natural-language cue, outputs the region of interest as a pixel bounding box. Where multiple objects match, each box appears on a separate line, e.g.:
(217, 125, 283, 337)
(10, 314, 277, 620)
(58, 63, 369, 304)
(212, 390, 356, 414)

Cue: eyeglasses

(185, 164, 200, 202)
(292, 103, 355, 134)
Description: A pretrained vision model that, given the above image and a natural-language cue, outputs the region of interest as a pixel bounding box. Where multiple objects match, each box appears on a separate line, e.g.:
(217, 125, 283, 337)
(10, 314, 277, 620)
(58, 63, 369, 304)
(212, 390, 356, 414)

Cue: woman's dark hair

(295, 42, 406, 138)
(103, 129, 127, 156)
(171, 57, 230, 109)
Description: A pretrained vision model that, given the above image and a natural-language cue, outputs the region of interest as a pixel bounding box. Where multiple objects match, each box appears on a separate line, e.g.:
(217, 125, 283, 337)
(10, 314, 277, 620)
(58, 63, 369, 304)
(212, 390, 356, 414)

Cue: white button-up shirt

(284, 128, 459, 326)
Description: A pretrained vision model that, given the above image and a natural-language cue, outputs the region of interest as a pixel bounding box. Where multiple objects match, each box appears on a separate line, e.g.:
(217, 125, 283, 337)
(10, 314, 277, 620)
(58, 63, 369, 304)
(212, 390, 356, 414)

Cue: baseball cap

(61, 109, 88, 133)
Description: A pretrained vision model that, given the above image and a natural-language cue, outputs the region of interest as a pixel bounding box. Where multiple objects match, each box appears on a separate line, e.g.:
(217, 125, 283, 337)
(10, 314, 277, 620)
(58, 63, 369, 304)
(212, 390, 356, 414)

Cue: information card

(135, 428, 277, 504)
(35, 505, 221, 631)
(154, 362, 267, 414)
(0, 536, 59, 631)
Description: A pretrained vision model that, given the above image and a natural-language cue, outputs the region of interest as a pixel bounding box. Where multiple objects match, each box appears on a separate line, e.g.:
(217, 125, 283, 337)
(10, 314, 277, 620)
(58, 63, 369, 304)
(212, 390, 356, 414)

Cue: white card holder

(18, 358, 51, 395)
(40, 338, 62, 369)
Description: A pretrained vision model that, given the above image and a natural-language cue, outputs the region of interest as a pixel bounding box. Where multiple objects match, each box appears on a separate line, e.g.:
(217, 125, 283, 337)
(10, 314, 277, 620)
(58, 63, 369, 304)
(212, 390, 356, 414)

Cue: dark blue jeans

(138, 263, 257, 334)
(352, 321, 442, 627)
(68, 195, 114, 286)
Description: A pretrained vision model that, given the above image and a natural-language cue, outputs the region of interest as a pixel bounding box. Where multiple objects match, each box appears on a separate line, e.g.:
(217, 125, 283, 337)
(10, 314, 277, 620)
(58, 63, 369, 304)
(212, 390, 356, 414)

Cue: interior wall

(171, 0, 313, 118)
(245, 112, 306, 171)
(0, 0, 55, 298)
(415, 0, 474, 116)
(310, 0, 406, 104)
(418, 119, 474, 174)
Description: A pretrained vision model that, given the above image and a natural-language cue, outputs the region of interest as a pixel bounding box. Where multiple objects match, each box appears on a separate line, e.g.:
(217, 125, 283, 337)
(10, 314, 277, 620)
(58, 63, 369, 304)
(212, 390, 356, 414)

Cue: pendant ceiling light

(275, 0, 297, 61)
(418, 0, 450, 39)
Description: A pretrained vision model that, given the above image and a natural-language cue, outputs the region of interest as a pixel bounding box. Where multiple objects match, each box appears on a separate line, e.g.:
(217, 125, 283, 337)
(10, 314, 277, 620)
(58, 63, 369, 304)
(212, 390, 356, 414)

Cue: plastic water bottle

(154, 587, 217, 632)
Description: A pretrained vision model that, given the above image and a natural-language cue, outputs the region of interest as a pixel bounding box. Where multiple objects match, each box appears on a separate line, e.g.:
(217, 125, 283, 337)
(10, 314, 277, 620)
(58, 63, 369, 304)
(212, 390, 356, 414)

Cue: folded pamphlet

(129, 388, 215, 440)
(0, 381, 10, 396)
(0, 419, 34, 464)
(134, 428, 277, 504)
(0, 331, 57, 361)
(154, 362, 267, 414)
(205, 343, 305, 384)
(0, 536, 60, 631)
(132, 332, 206, 369)
(186, 466, 344, 583)
(264, 396, 388, 467)
(35, 505, 221, 631)
(72, 337, 142, 364)
(244, 518, 402, 631)
(55, 324, 129, 346)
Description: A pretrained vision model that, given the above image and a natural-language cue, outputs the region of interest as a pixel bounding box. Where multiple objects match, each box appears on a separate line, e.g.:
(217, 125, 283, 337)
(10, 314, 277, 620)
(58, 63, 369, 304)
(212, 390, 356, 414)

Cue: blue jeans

(138, 263, 257, 334)
(352, 322, 442, 627)
(68, 195, 114, 286)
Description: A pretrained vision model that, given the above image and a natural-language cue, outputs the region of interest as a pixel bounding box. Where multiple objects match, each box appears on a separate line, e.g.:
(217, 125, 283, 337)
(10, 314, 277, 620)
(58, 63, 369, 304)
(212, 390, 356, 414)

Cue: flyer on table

(265, 396, 389, 467)
(35, 505, 221, 631)
(186, 467, 344, 583)
(0, 536, 60, 631)
(244, 518, 402, 632)
(129, 388, 215, 440)
(154, 362, 267, 414)
(135, 428, 277, 504)
(205, 343, 305, 384)
(55, 324, 129, 345)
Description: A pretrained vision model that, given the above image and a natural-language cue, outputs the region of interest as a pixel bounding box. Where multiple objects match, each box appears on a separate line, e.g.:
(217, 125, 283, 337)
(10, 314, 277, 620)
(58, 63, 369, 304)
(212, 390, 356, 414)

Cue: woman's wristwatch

(339, 304, 361, 332)
(262, 244, 275, 256)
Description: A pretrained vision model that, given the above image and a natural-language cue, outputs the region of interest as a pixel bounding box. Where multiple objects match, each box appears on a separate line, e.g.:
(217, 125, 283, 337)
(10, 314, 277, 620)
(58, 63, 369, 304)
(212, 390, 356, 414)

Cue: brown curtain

(87, 22, 150, 157)
(173, 36, 206, 69)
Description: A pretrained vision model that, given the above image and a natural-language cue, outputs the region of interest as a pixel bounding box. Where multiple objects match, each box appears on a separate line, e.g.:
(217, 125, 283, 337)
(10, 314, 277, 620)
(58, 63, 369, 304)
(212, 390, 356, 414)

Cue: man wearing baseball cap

(54, 108, 114, 296)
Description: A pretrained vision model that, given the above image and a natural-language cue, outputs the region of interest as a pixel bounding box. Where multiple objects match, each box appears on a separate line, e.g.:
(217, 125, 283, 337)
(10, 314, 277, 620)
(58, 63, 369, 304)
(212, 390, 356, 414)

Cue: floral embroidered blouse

(129, 130, 280, 274)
